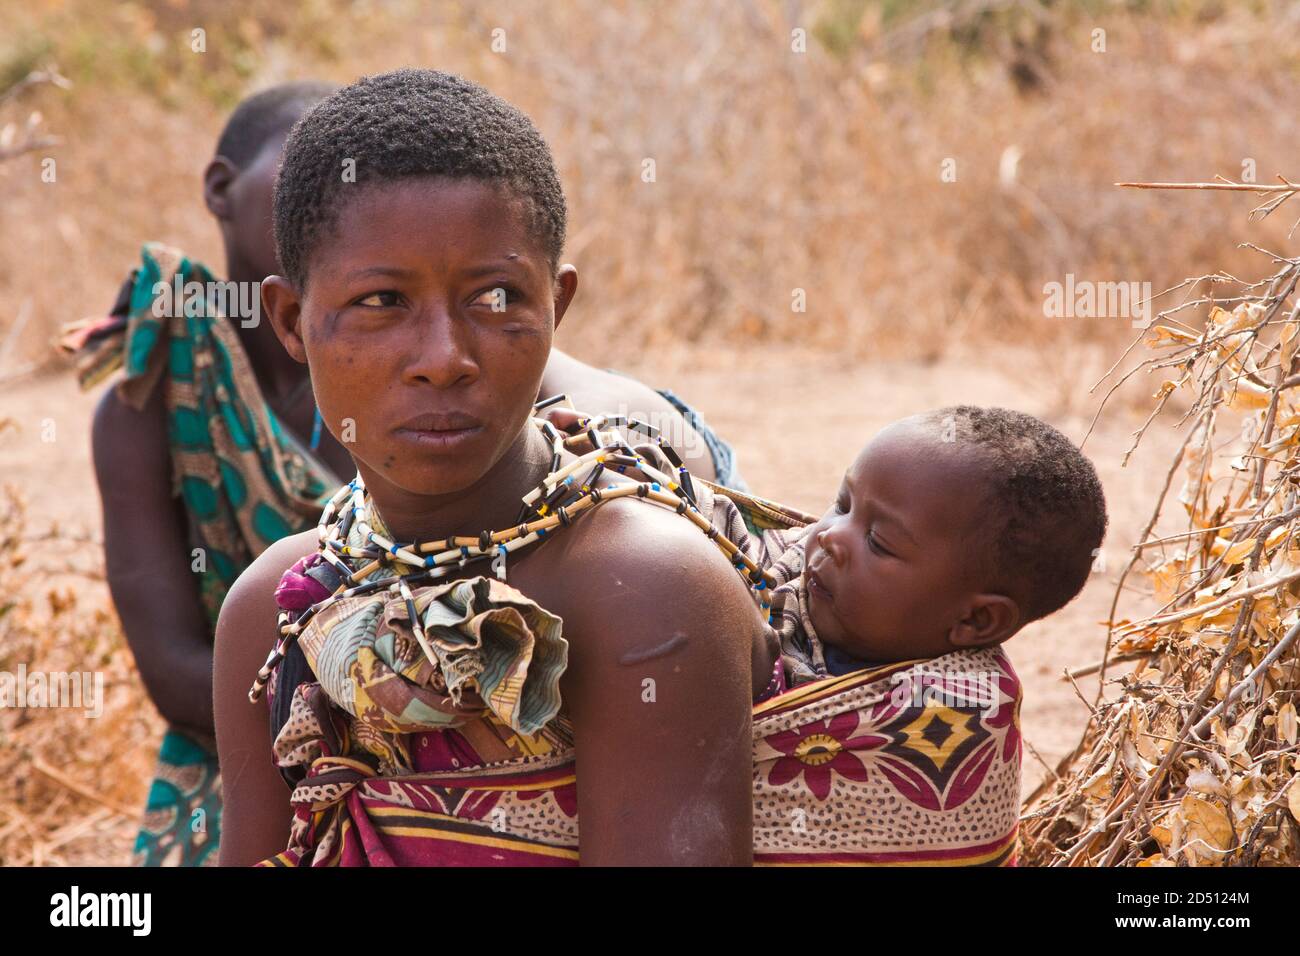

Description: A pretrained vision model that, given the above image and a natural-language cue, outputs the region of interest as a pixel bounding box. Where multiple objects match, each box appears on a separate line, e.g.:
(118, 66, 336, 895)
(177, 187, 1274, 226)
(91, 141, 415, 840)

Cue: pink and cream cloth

(259, 483, 1022, 866)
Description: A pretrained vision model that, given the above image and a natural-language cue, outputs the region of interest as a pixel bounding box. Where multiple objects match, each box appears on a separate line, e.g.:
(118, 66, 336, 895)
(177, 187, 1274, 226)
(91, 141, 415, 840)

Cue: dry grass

(0, 483, 161, 865)
(0, 0, 1298, 378)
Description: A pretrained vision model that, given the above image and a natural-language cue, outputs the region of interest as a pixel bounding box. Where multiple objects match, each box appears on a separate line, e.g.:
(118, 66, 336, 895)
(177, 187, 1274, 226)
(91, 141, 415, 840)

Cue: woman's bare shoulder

(213, 528, 318, 866)
(215, 528, 319, 656)
(540, 496, 765, 659)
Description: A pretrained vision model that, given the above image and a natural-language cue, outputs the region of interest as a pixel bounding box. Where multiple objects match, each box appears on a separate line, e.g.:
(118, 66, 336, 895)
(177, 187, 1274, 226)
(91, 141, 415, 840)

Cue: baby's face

(802, 422, 990, 662)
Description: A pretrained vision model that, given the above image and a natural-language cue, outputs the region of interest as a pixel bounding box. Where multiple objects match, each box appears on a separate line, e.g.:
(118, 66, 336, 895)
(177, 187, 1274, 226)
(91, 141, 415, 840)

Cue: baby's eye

(866, 531, 894, 557)
(354, 290, 403, 308)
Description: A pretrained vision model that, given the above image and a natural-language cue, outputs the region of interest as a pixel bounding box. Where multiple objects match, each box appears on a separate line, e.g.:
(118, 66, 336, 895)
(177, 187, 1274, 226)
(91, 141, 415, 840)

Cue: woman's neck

(361, 422, 554, 543)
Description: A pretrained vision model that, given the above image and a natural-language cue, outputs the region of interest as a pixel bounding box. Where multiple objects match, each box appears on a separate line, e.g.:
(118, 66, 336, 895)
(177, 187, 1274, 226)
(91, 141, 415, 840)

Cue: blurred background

(0, 0, 1296, 863)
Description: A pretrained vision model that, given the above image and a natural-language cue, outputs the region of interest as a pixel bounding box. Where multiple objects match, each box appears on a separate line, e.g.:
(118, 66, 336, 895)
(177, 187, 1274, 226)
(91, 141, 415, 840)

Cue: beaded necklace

(248, 397, 777, 702)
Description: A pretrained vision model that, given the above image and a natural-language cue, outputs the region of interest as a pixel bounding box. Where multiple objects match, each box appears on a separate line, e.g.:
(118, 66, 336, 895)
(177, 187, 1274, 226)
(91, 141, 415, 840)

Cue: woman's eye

(471, 286, 518, 309)
(355, 290, 403, 308)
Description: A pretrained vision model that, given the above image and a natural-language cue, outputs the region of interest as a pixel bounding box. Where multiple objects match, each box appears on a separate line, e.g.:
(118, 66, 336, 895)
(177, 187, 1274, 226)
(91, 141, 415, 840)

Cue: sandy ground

(0, 341, 1180, 859)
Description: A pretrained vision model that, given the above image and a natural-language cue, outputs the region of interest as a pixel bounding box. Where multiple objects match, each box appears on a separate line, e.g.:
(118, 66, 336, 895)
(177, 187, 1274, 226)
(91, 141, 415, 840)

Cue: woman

(213, 69, 770, 866)
(65, 75, 750, 866)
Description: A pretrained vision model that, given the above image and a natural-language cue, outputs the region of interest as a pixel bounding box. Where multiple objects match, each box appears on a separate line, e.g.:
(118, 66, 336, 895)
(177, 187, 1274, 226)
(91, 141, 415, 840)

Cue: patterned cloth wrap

(261, 481, 1023, 867)
(61, 242, 341, 866)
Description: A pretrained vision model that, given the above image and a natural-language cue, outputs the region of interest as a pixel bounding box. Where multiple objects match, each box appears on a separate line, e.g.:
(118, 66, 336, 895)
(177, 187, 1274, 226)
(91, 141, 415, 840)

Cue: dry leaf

(1137, 853, 1176, 867)
(1186, 766, 1227, 798)
(1225, 379, 1272, 411)
(1222, 537, 1258, 566)
(1153, 380, 1179, 400)
(1082, 749, 1116, 800)
(1148, 325, 1199, 346)
(1180, 794, 1233, 864)
(1277, 702, 1298, 746)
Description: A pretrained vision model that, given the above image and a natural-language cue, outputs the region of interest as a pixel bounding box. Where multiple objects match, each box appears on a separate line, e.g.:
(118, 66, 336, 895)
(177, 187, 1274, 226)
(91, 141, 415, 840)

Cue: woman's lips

(393, 424, 485, 453)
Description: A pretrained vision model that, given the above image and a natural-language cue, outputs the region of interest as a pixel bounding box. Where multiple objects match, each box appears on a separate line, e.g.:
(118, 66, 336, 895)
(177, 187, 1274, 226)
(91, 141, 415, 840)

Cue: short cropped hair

(920, 405, 1108, 623)
(272, 68, 567, 288)
(214, 81, 338, 168)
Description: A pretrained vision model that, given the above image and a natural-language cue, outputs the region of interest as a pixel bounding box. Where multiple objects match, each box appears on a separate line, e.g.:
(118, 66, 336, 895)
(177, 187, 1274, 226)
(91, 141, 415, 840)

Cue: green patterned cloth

(63, 242, 343, 865)
(133, 729, 224, 867)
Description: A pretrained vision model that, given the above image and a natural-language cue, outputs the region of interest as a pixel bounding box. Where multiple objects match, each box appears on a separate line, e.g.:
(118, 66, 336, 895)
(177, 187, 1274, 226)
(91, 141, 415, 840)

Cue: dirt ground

(0, 340, 1180, 859)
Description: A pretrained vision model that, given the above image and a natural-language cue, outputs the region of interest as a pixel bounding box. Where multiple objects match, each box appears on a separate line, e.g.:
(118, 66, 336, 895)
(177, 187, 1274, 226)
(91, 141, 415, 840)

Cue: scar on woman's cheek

(383, 454, 396, 468)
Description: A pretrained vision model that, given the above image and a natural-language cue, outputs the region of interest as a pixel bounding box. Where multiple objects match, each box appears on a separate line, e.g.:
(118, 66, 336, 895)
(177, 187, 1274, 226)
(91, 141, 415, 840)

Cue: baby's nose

(815, 526, 840, 562)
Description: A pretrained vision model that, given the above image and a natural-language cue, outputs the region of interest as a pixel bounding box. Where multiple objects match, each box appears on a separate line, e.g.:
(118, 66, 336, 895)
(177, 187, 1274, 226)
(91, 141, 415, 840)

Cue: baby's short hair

(214, 81, 338, 169)
(918, 406, 1108, 623)
(273, 68, 567, 288)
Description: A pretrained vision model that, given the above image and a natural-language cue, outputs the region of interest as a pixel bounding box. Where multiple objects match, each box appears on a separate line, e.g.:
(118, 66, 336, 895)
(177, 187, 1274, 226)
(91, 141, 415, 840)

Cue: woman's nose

(405, 307, 478, 388)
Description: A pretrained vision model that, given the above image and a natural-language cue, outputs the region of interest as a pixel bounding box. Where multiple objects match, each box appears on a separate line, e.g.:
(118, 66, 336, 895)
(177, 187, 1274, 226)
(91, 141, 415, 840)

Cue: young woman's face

(289, 177, 569, 498)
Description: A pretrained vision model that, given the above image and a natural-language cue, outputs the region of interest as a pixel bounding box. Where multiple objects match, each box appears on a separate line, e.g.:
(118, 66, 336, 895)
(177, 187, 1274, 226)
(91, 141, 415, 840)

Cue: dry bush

(1022, 184, 1300, 865)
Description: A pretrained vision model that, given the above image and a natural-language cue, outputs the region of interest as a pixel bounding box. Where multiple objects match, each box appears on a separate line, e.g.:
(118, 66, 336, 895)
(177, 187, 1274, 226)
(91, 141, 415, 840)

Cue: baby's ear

(949, 594, 1021, 650)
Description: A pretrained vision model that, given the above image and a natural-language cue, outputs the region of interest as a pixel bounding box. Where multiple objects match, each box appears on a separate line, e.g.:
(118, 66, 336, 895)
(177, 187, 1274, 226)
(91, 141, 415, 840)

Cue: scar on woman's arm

(618, 631, 688, 665)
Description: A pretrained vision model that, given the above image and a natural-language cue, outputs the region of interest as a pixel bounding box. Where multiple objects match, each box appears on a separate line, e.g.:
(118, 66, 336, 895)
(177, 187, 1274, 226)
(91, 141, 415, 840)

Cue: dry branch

(1021, 176, 1300, 867)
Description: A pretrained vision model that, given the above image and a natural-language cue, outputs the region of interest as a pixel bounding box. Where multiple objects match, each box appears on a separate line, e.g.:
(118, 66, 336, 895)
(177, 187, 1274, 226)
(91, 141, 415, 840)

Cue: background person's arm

(554, 500, 762, 865)
(91, 383, 217, 738)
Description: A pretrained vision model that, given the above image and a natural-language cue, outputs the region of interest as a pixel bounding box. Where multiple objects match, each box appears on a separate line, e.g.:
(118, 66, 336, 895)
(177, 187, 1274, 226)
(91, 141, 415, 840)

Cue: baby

(544, 402, 1107, 695)
(721, 405, 1109, 691)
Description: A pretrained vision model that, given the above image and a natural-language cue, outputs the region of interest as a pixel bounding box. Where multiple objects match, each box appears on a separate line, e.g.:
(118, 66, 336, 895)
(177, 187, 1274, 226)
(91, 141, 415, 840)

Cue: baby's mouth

(805, 563, 833, 603)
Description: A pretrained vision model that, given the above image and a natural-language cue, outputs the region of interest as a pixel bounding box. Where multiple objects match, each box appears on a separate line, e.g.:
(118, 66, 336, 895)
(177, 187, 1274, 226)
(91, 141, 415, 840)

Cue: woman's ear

(260, 275, 308, 363)
(203, 157, 239, 221)
(552, 264, 578, 332)
(948, 594, 1021, 650)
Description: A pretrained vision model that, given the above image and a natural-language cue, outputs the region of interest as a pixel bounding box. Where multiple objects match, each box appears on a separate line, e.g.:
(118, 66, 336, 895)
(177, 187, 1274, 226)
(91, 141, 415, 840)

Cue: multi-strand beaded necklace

(249, 396, 777, 702)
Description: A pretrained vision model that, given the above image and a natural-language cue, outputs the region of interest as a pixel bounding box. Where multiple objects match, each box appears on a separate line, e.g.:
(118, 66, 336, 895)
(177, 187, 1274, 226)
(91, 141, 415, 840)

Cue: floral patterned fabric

(260, 486, 1021, 866)
(261, 637, 1020, 866)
